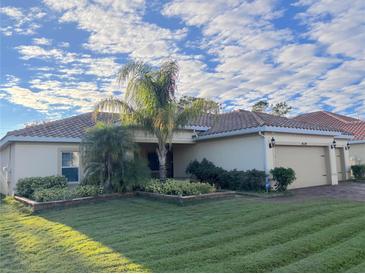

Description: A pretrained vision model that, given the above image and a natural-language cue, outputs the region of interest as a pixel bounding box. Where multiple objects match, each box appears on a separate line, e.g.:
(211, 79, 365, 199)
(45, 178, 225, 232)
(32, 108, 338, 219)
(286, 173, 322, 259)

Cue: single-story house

(0, 110, 353, 195)
(295, 111, 365, 166)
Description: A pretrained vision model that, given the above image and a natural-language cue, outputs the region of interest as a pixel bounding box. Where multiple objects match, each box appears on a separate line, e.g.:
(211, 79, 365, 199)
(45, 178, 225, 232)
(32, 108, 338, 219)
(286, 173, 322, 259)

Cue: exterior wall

(133, 129, 194, 143)
(349, 143, 365, 165)
(9, 142, 80, 195)
(0, 144, 14, 195)
(173, 134, 265, 178)
(264, 132, 351, 187)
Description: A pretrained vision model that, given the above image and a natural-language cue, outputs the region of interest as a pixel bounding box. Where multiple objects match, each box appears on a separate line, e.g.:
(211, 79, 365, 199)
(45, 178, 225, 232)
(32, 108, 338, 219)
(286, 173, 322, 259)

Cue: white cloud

(2, 0, 363, 120)
(33, 37, 52, 46)
(0, 6, 45, 36)
(296, 1, 365, 59)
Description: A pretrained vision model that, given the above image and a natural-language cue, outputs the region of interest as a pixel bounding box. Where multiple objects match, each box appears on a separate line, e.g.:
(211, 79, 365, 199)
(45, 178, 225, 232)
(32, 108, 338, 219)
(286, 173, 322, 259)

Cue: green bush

(16, 176, 68, 198)
(143, 179, 216, 196)
(186, 159, 227, 188)
(270, 167, 296, 192)
(81, 123, 150, 192)
(33, 185, 104, 202)
(351, 165, 365, 179)
(186, 158, 266, 191)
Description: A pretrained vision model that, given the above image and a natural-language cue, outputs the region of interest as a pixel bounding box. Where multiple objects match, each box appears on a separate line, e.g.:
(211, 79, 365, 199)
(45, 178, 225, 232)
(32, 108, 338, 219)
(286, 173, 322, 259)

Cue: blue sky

(1, 0, 364, 137)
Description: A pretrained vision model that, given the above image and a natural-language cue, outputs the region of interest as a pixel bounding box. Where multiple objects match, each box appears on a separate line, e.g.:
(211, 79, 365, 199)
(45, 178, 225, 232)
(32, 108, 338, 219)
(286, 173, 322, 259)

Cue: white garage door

(274, 146, 329, 189)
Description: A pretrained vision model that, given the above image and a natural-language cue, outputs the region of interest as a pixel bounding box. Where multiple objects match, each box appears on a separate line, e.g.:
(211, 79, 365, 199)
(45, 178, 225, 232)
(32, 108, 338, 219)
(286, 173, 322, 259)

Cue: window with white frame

(61, 151, 79, 182)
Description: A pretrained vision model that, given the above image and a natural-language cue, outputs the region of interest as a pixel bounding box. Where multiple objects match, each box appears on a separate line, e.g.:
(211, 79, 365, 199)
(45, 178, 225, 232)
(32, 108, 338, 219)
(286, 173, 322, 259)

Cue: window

(61, 152, 79, 182)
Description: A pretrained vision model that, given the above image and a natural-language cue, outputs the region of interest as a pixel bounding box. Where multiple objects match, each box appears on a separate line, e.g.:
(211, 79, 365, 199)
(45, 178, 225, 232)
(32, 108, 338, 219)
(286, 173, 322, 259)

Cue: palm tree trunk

(156, 145, 167, 183)
(106, 157, 113, 192)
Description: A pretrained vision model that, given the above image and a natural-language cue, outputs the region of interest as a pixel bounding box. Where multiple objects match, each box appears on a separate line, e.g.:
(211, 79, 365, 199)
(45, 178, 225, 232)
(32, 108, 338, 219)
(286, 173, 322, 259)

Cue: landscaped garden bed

(14, 192, 135, 211)
(13, 176, 236, 211)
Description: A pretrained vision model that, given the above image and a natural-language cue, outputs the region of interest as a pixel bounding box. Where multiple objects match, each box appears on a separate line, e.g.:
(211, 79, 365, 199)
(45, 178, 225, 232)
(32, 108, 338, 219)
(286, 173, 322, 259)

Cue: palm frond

(93, 97, 135, 124)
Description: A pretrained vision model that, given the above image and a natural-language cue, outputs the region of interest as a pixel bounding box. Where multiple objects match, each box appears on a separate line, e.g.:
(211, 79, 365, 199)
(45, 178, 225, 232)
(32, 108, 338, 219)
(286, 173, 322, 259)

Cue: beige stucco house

(0, 110, 353, 195)
(295, 111, 365, 166)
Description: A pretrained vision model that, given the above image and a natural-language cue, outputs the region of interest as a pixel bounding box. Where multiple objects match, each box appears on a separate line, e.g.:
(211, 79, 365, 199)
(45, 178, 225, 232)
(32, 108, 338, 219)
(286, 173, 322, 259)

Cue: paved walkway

(268, 182, 365, 202)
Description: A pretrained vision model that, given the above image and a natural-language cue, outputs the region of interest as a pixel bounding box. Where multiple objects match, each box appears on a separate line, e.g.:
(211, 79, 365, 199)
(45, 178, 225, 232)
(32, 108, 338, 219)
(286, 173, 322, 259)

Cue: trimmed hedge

(33, 185, 104, 202)
(186, 159, 266, 191)
(143, 179, 216, 196)
(16, 176, 68, 199)
(351, 165, 365, 179)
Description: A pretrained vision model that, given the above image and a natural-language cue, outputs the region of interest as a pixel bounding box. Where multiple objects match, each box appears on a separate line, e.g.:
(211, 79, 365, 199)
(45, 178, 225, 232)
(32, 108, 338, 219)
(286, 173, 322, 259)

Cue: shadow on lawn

(37, 197, 192, 272)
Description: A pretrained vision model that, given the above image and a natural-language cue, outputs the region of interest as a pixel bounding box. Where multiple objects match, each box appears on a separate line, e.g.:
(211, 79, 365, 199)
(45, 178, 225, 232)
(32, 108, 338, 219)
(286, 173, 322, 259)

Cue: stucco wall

(0, 144, 14, 195)
(173, 134, 265, 178)
(10, 142, 80, 195)
(349, 143, 365, 165)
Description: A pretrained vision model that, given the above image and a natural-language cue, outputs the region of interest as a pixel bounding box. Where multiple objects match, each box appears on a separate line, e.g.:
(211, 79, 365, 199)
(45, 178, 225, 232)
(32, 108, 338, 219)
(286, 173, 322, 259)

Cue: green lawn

(1, 196, 365, 272)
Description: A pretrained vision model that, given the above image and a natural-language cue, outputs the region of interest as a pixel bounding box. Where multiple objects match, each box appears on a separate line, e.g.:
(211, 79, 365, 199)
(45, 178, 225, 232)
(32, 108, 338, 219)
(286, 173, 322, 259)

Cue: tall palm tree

(95, 60, 218, 182)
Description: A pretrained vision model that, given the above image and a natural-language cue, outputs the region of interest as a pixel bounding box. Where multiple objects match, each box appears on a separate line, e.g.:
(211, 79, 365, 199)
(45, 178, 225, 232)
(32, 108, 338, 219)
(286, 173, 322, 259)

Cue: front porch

(137, 143, 194, 179)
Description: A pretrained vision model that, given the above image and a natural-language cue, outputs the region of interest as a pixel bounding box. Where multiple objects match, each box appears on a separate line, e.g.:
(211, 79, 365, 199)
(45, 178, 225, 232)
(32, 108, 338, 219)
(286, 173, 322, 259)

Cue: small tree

(178, 95, 222, 114)
(271, 102, 292, 117)
(252, 100, 269, 112)
(251, 100, 292, 117)
(270, 167, 296, 192)
(81, 122, 149, 193)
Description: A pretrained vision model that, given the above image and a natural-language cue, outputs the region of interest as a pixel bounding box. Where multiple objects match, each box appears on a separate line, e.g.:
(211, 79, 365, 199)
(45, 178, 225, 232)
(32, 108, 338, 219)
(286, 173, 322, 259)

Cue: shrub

(81, 123, 150, 193)
(16, 176, 68, 198)
(33, 187, 74, 202)
(186, 158, 266, 191)
(75, 185, 104, 197)
(186, 159, 226, 188)
(241, 169, 267, 191)
(351, 165, 365, 179)
(270, 167, 296, 192)
(143, 179, 216, 196)
(33, 185, 104, 202)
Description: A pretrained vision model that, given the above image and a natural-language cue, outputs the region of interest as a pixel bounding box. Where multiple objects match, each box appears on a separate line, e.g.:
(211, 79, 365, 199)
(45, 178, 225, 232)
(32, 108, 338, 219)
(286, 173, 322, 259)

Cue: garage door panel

(274, 146, 329, 189)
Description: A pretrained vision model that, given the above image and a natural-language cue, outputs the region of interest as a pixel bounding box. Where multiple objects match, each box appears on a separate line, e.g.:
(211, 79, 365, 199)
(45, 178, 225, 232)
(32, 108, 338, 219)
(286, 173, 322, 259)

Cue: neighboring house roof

(295, 111, 365, 141)
(0, 109, 351, 148)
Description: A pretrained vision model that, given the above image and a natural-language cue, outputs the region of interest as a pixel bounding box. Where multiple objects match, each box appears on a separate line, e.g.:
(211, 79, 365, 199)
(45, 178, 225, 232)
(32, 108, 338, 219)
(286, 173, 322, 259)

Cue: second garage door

(274, 146, 329, 189)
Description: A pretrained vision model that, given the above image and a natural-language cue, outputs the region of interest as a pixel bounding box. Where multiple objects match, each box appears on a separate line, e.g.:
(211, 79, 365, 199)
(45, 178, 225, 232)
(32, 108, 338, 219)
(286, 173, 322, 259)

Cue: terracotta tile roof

(3, 112, 119, 139)
(295, 111, 365, 140)
(3, 110, 348, 141)
(198, 110, 342, 136)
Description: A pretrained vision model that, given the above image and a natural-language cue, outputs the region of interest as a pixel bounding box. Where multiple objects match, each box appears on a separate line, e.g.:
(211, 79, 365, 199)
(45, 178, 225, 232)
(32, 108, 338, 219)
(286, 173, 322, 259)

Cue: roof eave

(195, 126, 352, 141)
(0, 136, 82, 149)
(349, 140, 365, 144)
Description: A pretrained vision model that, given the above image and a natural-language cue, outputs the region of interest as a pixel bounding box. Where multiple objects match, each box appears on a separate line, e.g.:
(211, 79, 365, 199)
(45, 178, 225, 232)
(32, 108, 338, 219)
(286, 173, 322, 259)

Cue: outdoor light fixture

(269, 137, 276, 148)
(345, 142, 350, 150)
(331, 139, 337, 149)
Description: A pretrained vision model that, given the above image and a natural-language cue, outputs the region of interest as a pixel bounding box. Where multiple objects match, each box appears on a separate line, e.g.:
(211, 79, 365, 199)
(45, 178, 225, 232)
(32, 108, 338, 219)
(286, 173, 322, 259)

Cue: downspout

(258, 131, 271, 191)
(258, 131, 268, 173)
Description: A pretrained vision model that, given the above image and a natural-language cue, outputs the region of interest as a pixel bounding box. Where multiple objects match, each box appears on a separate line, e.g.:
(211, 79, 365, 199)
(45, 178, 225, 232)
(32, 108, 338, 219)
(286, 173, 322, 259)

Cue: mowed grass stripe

(145, 206, 365, 271)
(346, 261, 365, 273)
(95, 200, 351, 251)
(119, 202, 360, 259)
(0, 207, 148, 273)
(195, 215, 365, 272)
(40, 198, 338, 247)
(274, 231, 365, 273)
(41, 197, 319, 234)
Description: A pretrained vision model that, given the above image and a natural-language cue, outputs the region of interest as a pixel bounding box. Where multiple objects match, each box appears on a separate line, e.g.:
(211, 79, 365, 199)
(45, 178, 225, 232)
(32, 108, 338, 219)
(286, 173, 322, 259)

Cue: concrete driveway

(286, 182, 365, 202)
